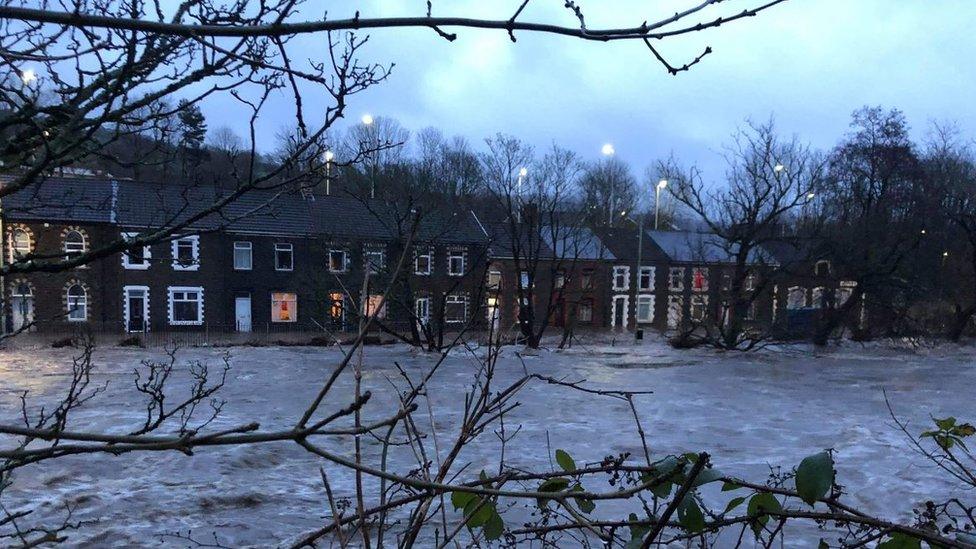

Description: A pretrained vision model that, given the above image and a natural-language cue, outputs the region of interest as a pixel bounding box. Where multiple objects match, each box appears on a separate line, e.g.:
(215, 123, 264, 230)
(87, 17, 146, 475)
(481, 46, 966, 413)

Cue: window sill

(173, 265, 200, 272)
(123, 264, 151, 271)
(275, 268, 294, 272)
(234, 267, 253, 271)
(169, 320, 203, 326)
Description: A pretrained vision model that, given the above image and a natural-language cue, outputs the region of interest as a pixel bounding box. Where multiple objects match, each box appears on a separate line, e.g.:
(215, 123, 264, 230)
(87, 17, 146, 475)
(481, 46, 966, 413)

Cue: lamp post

(655, 179, 668, 230)
(602, 144, 615, 226)
(516, 167, 528, 223)
(324, 150, 334, 196)
(362, 114, 375, 199)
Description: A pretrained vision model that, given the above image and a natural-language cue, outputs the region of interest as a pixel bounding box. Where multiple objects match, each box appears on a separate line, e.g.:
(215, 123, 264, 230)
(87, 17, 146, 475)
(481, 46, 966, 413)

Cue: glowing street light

(807, 192, 816, 200)
(361, 114, 374, 125)
(774, 164, 785, 173)
(323, 150, 335, 195)
(602, 143, 616, 225)
(20, 68, 36, 85)
(601, 143, 615, 156)
(516, 167, 528, 222)
(655, 179, 668, 230)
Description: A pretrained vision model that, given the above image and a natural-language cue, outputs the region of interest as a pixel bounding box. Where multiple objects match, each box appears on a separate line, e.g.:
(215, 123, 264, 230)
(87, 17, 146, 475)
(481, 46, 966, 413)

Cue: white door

(235, 295, 252, 332)
(486, 297, 500, 333)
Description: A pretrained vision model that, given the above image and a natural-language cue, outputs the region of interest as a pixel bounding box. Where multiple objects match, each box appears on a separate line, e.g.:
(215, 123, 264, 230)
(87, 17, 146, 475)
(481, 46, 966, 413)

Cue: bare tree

(580, 155, 638, 227)
(660, 120, 824, 349)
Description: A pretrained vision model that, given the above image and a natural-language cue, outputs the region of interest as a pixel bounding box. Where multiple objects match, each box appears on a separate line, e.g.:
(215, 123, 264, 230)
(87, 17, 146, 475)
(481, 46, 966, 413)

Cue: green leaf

(677, 495, 705, 533)
(555, 449, 576, 472)
(818, 539, 829, 549)
(795, 451, 834, 506)
(451, 491, 475, 511)
(935, 417, 957, 431)
(723, 496, 746, 514)
(463, 498, 493, 528)
(483, 511, 504, 540)
(721, 480, 742, 492)
(628, 512, 650, 541)
(877, 532, 921, 549)
(642, 472, 672, 498)
(571, 485, 596, 513)
(624, 539, 644, 549)
(692, 468, 725, 487)
(536, 477, 570, 509)
(747, 492, 782, 535)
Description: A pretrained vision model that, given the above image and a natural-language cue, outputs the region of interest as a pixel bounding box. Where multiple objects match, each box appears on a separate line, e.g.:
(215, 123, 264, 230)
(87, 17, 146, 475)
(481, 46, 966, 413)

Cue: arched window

(64, 230, 86, 258)
(10, 228, 31, 260)
(815, 260, 831, 277)
(66, 284, 88, 321)
(12, 283, 32, 297)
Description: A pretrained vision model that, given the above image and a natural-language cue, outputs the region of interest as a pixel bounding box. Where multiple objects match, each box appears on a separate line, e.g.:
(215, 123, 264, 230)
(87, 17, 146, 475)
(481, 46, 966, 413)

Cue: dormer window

(172, 236, 200, 271)
(448, 250, 466, 277)
(815, 260, 831, 277)
(64, 230, 86, 260)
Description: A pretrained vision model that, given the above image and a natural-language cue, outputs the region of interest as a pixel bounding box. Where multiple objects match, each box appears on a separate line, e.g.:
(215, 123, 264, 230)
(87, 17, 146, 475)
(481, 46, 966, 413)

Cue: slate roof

(1, 175, 116, 223)
(590, 226, 663, 263)
(646, 230, 771, 265)
(549, 226, 615, 261)
(221, 188, 314, 237)
(116, 180, 221, 230)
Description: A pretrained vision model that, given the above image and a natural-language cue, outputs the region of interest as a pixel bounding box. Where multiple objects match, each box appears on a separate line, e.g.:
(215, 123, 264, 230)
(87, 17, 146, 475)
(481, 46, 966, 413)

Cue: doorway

(235, 294, 252, 332)
(124, 286, 149, 332)
(611, 295, 628, 329)
(10, 282, 34, 332)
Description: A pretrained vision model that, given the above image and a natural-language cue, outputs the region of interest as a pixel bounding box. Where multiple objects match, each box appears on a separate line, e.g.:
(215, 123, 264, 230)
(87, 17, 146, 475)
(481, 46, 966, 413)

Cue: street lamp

(20, 68, 36, 85)
(324, 150, 335, 195)
(602, 144, 615, 226)
(516, 167, 528, 222)
(362, 115, 376, 198)
(655, 179, 668, 231)
(774, 163, 785, 173)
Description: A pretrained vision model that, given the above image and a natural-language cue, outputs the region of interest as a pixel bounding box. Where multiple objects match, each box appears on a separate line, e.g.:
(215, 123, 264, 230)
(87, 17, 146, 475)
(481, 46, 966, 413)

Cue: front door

(10, 296, 34, 332)
(235, 295, 252, 332)
(124, 286, 149, 332)
(612, 295, 628, 329)
(486, 296, 500, 333)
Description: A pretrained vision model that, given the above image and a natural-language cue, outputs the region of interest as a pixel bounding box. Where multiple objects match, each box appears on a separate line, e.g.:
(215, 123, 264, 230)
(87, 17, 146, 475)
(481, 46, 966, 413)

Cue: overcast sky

(202, 0, 976, 183)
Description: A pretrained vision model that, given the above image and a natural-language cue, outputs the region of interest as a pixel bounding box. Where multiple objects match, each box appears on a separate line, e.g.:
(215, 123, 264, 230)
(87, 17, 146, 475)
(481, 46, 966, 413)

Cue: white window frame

(272, 292, 298, 322)
(669, 267, 685, 292)
(64, 230, 87, 258)
(123, 285, 150, 332)
(121, 232, 151, 270)
(415, 248, 433, 276)
(275, 243, 294, 272)
(415, 297, 431, 325)
(487, 270, 502, 291)
(171, 235, 200, 271)
(691, 267, 709, 293)
(328, 249, 348, 273)
(638, 266, 655, 291)
(365, 250, 385, 274)
(167, 286, 204, 325)
(8, 228, 32, 262)
(66, 284, 88, 322)
(447, 250, 466, 277)
(444, 294, 468, 323)
(612, 266, 630, 291)
(636, 294, 655, 323)
(611, 294, 629, 328)
(233, 241, 252, 271)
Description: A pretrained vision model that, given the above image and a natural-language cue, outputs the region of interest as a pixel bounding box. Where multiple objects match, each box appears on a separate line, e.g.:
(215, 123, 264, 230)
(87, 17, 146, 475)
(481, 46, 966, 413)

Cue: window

(487, 270, 502, 290)
(690, 295, 708, 322)
(275, 243, 294, 271)
(837, 281, 856, 307)
(172, 236, 200, 271)
(692, 267, 709, 292)
(581, 269, 593, 289)
(448, 250, 466, 277)
(66, 284, 87, 321)
(329, 249, 348, 273)
(578, 300, 593, 323)
(122, 232, 151, 270)
(612, 266, 630, 291)
(669, 267, 685, 291)
(9, 228, 32, 261)
(638, 266, 655, 291)
(745, 301, 757, 321)
(364, 294, 386, 318)
(415, 248, 432, 275)
(329, 292, 345, 322)
(745, 272, 757, 291)
(445, 294, 468, 323)
(234, 241, 252, 270)
(637, 295, 655, 323)
(365, 250, 385, 274)
(415, 297, 430, 325)
(554, 271, 566, 289)
(64, 230, 86, 260)
(168, 287, 204, 325)
(271, 292, 297, 322)
(811, 287, 827, 309)
(787, 287, 806, 309)
(520, 270, 532, 289)
(815, 260, 831, 277)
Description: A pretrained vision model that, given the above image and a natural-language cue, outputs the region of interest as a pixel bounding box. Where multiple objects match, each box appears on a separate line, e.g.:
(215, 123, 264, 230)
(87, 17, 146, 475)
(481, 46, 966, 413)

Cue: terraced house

(1, 175, 490, 338)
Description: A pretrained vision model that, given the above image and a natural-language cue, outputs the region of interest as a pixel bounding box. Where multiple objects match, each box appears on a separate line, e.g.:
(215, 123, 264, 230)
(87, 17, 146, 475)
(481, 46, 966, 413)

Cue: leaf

(555, 449, 576, 473)
(628, 512, 650, 541)
(954, 423, 976, 437)
(957, 532, 976, 545)
(677, 495, 705, 533)
(747, 492, 782, 535)
(642, 472, 672, 499)
(571, 485, 596, 513)
(723, 496, 746, 514)
(877, 532, 921, 549)
(483, 510, 504, 540)
(451, 491, 475, 511)
(721, 480, 743, 492)
(935, 417, 957, 431)
(796, 451, 834, 506)
(463, 498, 493, 528)
(692, 468, 725, 487)
(536, 477, 570, 509)
(818, 539, 829, 549)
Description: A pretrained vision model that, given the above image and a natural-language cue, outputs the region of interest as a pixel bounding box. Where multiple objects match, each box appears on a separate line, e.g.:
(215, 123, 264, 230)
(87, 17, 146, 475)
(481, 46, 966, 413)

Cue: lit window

(669, 267, 685, 291)
(578, 300, 593, 323)
(365, 250, 385, 274)
(638, 266, 655, 291)
(9, 228, 31, 261)
(328, 292, 345, 327)
(692, 267, 709, 292)
(64, 230, 86, 259)
(329, 249, 347, 273)
(172, 236, 200, 271)
(234, 241, 252, 270)
(275, 243, 294, 271)
(612, 266, 630, 290)
(637, 295, 654, 323)
(448, 250, 466, 277)
(168, 287, 204, 325)
(364, 294, 386, 318)
(122, 232, 151, 270)
(445, 294, 467, 323)
(271, 292, 297, 322)
(66, 284, 87, 321)
(415, 248, 432, 275)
